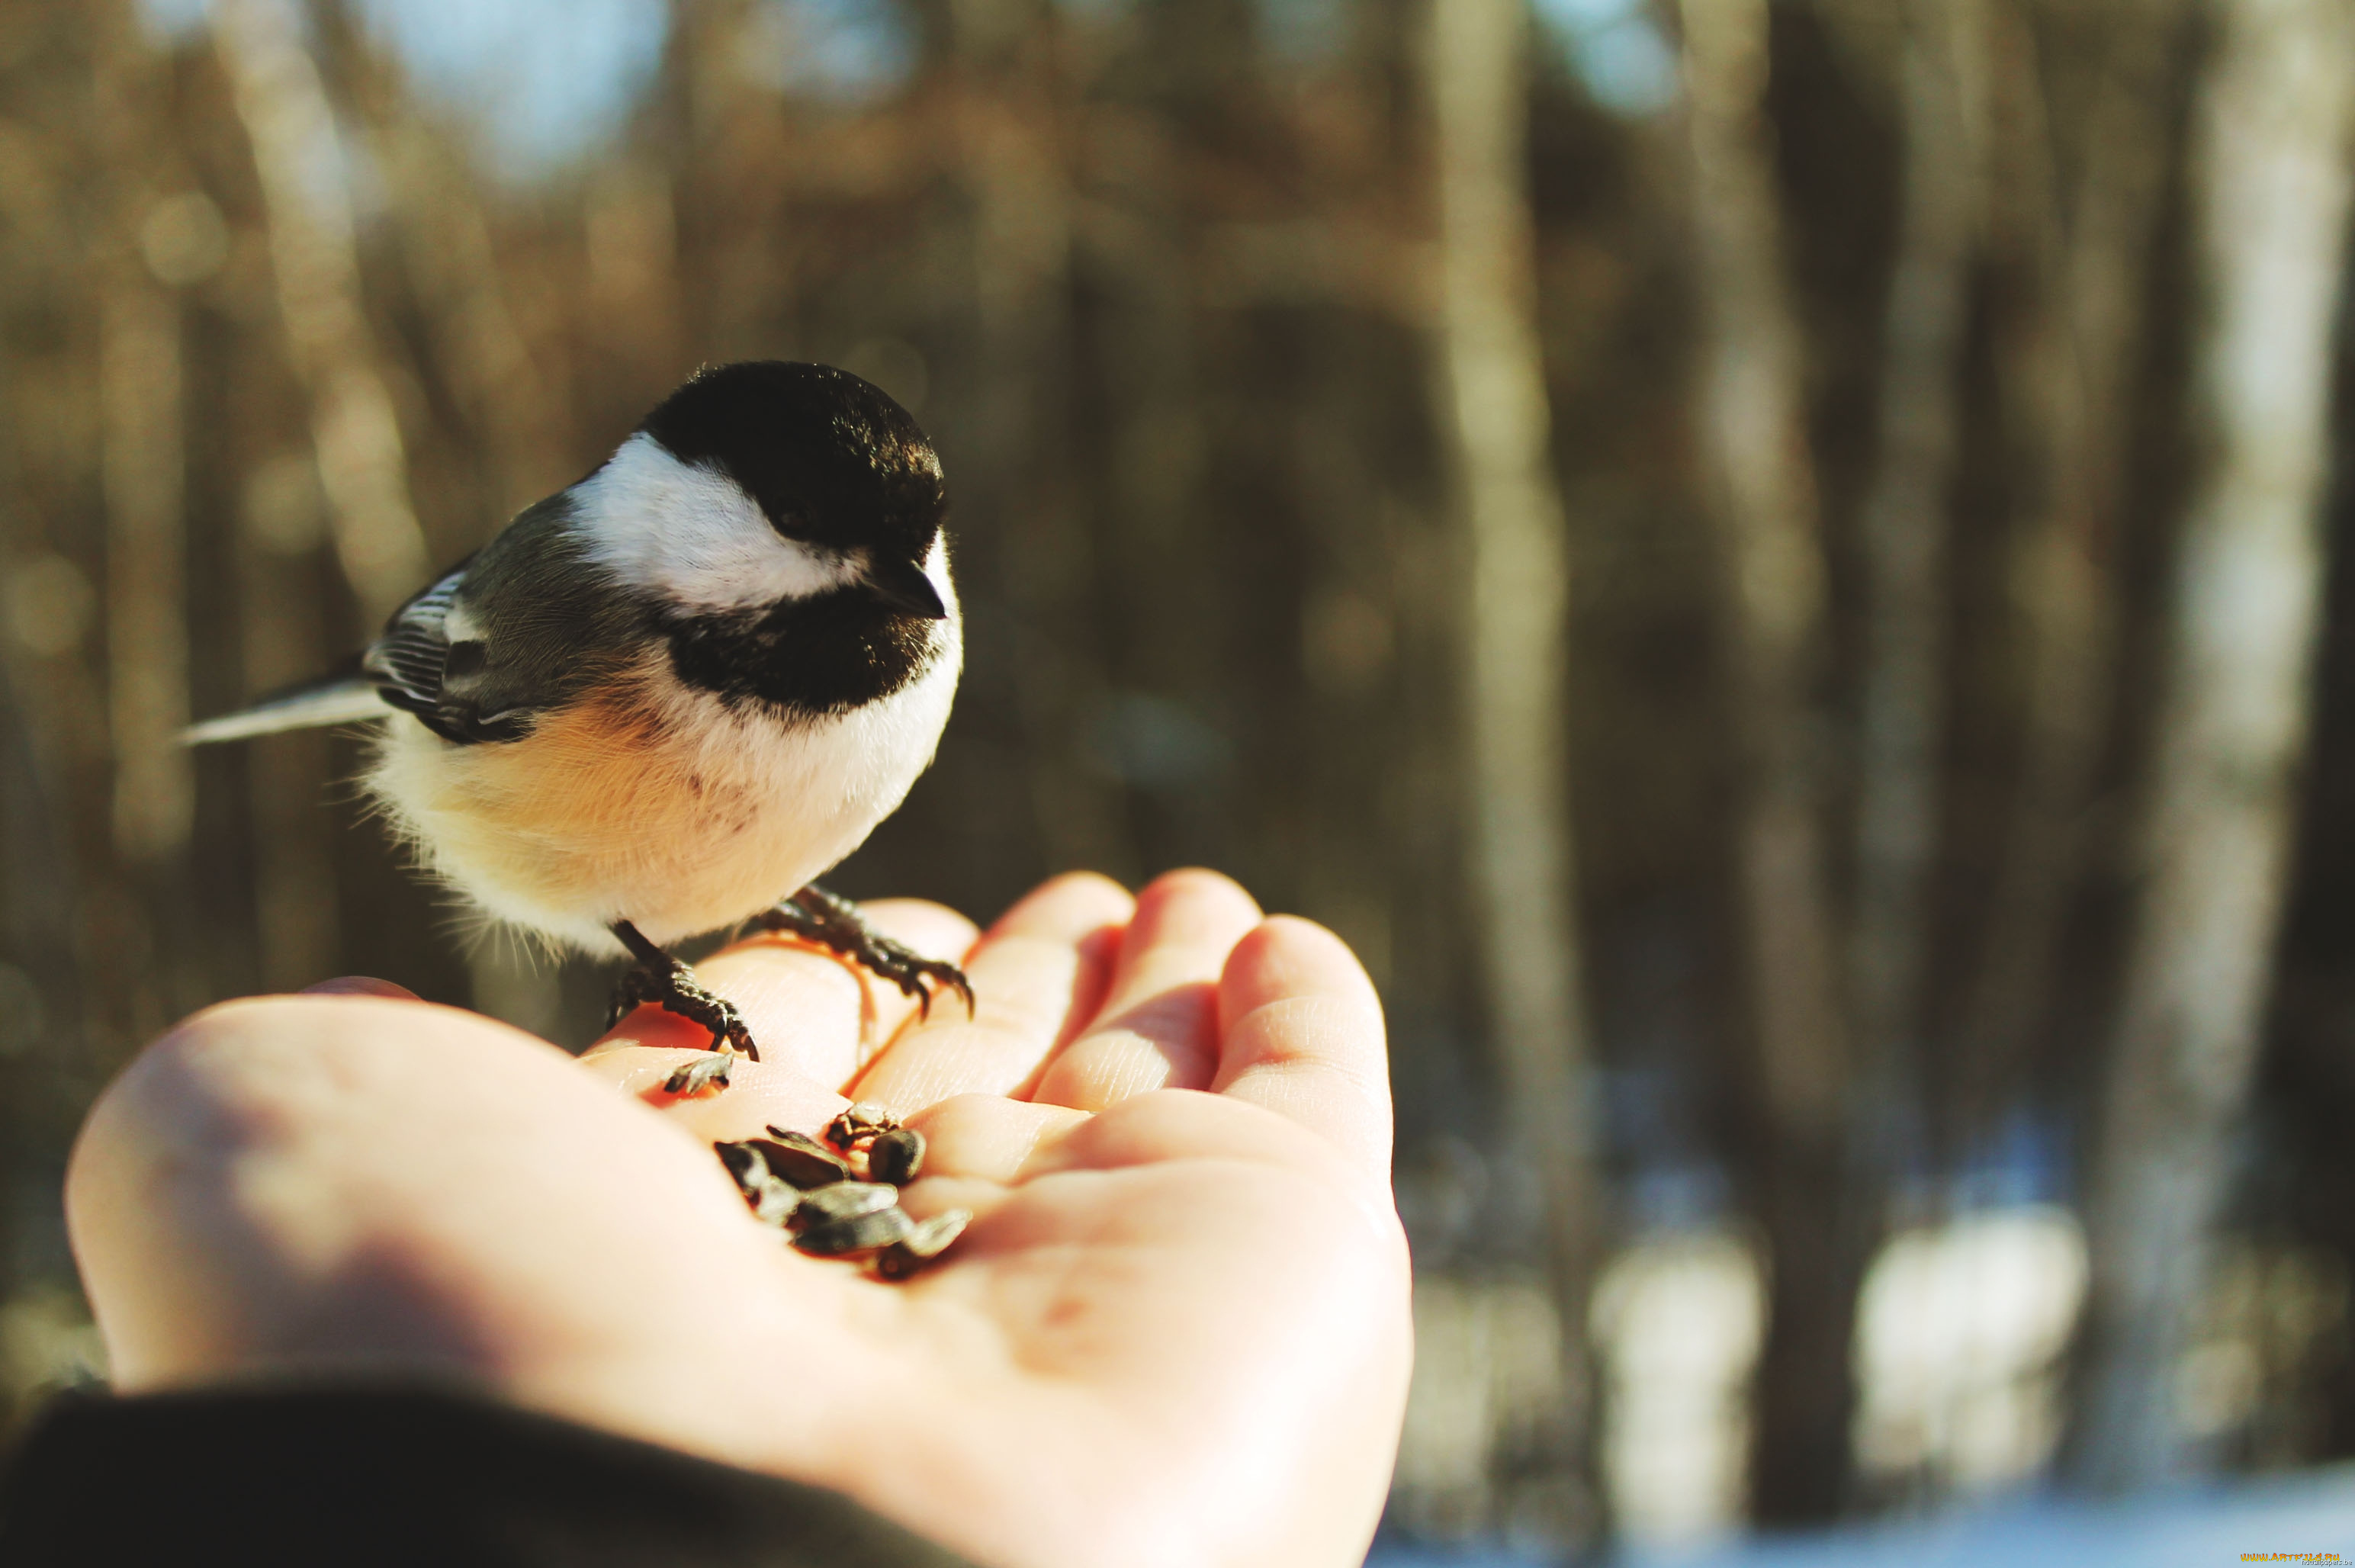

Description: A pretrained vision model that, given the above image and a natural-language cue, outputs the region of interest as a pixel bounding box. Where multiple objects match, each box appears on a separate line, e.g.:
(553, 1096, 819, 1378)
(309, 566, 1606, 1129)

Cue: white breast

(364, 611, 962, 956)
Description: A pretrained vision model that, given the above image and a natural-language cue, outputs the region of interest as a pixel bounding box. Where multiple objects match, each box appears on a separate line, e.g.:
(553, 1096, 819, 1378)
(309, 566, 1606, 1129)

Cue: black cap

(638, 361, 946, 569)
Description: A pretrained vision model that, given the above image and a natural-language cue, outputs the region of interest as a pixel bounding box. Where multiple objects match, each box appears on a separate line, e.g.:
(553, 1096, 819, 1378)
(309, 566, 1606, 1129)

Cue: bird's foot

(751, 885, 975, 1020)
(609, 920, 757, 1094)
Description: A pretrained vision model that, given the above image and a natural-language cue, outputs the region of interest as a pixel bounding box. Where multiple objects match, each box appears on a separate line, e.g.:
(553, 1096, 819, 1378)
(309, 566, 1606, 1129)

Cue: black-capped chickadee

(190, 361, 971, 1093)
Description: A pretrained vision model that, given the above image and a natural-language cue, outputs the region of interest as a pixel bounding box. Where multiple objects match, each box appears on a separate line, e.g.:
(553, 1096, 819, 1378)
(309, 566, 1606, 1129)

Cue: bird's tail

(183, 661, 387, 745)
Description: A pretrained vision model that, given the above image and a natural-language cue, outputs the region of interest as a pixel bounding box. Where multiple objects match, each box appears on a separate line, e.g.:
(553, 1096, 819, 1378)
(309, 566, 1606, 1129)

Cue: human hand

(66, 870, 1412, 1568)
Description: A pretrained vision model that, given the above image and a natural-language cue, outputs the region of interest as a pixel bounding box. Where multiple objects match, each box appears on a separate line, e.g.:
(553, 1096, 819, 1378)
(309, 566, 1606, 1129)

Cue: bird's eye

(444, 641, 488, 679)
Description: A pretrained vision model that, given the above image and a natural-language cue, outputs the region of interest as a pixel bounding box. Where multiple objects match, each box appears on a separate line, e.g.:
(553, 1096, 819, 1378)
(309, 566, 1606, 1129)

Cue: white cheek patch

(575, 432, 863, 611)
(920, 530, 957, 615)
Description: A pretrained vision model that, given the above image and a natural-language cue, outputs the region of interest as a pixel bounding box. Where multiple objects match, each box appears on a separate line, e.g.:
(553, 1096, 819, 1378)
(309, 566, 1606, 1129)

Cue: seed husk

(714, 1141, 802, 1226)
(664, 1054, 733, 1096)
(792, 1204, 914, 1258)
(825, 1101, 899, 1151)
(876, 1208, 971, 1280)
(750, 1179, 798, 1226)
(867, 1126, 927, 1186)
(714, 1140, 766, 1195)
(766, 1126, 843, 1158)
(747, 1131, 851, 1189)
(789, 1181, 898, 1231)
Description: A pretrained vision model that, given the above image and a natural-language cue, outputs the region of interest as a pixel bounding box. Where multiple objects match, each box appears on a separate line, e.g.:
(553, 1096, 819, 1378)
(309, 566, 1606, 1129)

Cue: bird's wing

(356, 557, 541, 744)
(186, 490, 597, 748)
(360, 561, 467, 721)
(182, 561, 485, 746)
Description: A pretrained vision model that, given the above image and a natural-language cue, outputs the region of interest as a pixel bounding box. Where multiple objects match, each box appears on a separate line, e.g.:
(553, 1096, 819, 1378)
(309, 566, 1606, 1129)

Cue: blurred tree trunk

(1427, 0, 1601, 1510)
(236, 464, 344, 996)
(1958, 0, 2187, 1123)
(98, 281, 189, 869)
(1677, 0, 1852, 1522)
(213, 0, 430, 625)
(0, 9, 99, 1421)
(317, 0, 573, 519)
(0, 662, 82, 1433)
(2071, 0, 2355, 1492)
(96, 7, 191, 870)
(945, 2, 1120, 879)
(88, 0, 200, 1056)
(1850, 0, 1984, 1182)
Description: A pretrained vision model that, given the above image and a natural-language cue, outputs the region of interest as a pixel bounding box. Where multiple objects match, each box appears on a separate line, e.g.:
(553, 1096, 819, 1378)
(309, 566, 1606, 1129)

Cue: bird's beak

(863, 555, 949, 620)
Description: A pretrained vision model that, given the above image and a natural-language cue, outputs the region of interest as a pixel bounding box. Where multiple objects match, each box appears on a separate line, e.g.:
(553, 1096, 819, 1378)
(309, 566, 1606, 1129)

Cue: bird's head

(577, 360, 953, 623)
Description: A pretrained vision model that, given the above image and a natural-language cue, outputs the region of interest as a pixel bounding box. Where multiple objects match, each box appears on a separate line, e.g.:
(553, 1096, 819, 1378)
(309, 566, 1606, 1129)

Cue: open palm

(68, 871, 1412, 1568)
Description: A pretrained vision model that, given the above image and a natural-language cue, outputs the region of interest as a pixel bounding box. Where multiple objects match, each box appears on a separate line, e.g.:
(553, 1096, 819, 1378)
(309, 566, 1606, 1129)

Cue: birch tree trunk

(1428, 0, 1601, 1491)
(1850, 0, 1984, 1177)
(2071, 0, 2355, 1491)
(213, 0, 430, 625)
(1678, 0, 1852, 1521)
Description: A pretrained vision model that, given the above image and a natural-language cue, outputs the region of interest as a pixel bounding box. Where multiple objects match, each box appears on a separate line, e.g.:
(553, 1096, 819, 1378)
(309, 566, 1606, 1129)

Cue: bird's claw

(609, 919, 761, 1078)
(752, 885, 976, 1021)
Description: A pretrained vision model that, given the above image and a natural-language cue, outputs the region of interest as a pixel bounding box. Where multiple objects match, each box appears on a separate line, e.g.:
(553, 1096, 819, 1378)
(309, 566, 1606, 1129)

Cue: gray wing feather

(184, 490, 595, 748)
(182, 562, 467, 746)
(362, 563, 467, 716)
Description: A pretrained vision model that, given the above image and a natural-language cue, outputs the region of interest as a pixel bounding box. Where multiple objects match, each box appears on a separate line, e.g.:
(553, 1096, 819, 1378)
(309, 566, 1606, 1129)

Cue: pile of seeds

(714, 1102, 969, 1280)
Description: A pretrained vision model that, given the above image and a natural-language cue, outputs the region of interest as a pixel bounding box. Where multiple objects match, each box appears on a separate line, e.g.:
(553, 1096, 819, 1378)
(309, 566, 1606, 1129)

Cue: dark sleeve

(0, 1381, 981, 1568)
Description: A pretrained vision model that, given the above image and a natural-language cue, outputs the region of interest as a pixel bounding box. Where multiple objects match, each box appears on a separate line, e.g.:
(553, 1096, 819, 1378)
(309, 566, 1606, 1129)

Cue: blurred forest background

(3, 0, 2354, 1555)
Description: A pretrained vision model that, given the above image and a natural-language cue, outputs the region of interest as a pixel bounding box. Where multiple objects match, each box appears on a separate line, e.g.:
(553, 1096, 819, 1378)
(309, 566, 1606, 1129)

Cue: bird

(188, 361, 972, 1094)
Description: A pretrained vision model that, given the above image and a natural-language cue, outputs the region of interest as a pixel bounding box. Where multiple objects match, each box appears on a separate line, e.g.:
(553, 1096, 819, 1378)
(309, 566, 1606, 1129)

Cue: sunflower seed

(866, 1126, 927, 1185)
(747, 1131, 851, 1189)
(766, 1126, 842, 1158)
(792, 1204, 914, 1257)
(789, 1181, 898, 1230)
(876, 1208, 971, 1280)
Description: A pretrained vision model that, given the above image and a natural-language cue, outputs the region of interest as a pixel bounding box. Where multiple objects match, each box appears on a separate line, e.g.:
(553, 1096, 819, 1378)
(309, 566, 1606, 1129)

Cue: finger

(1210, 917, 1392, 1181)
(1030, 869, 1261, 1112)
(590, 899, 980, 1094)
(816, 898, 985, 1060)
(850, 872, 1132, 1112)
(301, 977, 419, 1001)
(572, 1046, 851, 1145)
(908, 1094, 1090, 1187)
